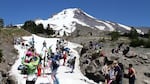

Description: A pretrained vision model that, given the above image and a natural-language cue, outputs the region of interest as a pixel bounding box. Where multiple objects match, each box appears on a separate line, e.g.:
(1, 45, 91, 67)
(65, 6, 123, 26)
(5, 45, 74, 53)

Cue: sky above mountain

(0, 0, 150, 27)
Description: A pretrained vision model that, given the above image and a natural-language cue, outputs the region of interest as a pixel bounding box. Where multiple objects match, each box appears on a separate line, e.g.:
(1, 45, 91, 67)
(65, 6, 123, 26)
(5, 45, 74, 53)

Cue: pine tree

(46, 24, 55, 35)
(36, 24, 44, 33)
(110, 31, 120, 41)
(129, 27, 138, 39)
(22, 20, 36, 33)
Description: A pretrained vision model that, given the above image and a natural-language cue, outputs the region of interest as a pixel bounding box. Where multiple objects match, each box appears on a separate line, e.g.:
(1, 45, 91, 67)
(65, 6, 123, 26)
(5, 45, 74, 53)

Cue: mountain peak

(35, 8, 143, 36)
(51, 8, 83, 18)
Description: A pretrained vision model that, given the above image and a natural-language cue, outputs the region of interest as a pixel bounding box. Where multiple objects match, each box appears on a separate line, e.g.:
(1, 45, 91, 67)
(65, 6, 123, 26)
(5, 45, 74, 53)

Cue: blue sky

(0, 0, 150, 27)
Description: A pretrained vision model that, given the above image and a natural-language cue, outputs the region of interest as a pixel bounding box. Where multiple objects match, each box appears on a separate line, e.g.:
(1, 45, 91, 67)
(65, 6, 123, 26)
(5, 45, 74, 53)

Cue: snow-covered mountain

(35, 8, 143, 35)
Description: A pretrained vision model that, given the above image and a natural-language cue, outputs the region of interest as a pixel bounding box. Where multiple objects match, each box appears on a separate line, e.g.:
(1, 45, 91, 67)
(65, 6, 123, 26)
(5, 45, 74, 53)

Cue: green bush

(110, 31, 120, 41)
(129, 27, 138, 39)
(144, 39, 150, 48)
(130, 38, 144, 47)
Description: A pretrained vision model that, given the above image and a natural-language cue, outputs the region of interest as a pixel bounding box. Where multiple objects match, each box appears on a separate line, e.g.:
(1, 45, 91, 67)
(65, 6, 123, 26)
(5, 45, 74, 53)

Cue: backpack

(52, 59, 59, 69)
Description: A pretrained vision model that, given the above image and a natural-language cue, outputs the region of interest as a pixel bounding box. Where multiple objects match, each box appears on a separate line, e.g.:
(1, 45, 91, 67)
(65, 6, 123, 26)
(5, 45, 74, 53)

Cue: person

(113, 61, 123, 84)
(108, 64, 116, 84)
(42, 40, 47, 50)
(128, 64, 136, 84)
(102, 62, 110, 84)
(63, 51, 67, 66)
(21, 41, 25, 49)
(51, 57, 59, 84)
(47, 46, 52, 58)
(37, 54, 43, 76)
(37, 63, 42, 76)
(70, 56, 76, 73)
(22, 56, 40, 75)
(32, 35, 35, 48)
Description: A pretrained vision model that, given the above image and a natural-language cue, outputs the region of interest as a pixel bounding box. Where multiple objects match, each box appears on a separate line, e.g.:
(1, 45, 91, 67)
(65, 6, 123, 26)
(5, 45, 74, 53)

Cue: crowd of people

(16, 37, 77, 84)
(80, 41, 136, 84)
(15, 36, 136, 84)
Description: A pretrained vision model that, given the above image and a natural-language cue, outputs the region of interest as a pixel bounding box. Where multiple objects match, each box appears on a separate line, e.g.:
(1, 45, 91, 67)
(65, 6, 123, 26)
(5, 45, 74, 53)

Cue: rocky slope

(0, 28, 31, 84)
(68, 35, 150, 84)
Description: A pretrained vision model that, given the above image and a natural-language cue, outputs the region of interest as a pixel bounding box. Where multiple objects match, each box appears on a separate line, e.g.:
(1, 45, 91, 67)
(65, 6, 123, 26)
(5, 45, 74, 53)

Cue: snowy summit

(35, 8, 143, 35)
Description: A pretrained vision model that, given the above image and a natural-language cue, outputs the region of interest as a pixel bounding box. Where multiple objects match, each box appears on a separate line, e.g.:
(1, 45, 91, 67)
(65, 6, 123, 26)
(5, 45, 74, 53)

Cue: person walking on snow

(70, 56, 76, 73)
(51, 57, 60, 84)
(42, 40, 47, 50)
(62, 51, 67, 66)
(31, 35, 35, 48)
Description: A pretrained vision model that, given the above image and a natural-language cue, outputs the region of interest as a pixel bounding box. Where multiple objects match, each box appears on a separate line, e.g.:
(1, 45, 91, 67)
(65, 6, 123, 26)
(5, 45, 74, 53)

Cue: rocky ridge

(69, 35, 150, 84)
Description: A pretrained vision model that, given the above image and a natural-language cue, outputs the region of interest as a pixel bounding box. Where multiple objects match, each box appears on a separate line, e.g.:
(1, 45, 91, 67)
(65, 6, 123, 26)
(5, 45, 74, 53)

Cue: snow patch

(9, 34, 99, 84)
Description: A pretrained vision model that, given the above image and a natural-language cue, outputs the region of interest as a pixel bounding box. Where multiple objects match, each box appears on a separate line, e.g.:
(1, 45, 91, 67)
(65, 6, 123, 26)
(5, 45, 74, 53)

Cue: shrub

(144, 39, 150, 48)
(109, 31, 120, 41)
(130, 38, 144, 47)
(129, 27, 138, 39)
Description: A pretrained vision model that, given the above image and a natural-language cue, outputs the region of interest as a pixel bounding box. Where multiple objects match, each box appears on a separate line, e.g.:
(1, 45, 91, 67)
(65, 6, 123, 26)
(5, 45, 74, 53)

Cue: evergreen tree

(129, 27, 138, 39)
(46, 24, 54, 35)
(144, 39, 150, 48)
(110, 31, 120, 41)
(36, 23, 44, 33)
(22, 20, 36, 33)
(130, 38, 144, 47)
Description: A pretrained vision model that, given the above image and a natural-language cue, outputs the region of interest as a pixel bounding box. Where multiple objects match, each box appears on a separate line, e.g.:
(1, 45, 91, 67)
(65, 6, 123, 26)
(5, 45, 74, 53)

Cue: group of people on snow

(16, 36, 137, 84)
(17, 37, 77, 84)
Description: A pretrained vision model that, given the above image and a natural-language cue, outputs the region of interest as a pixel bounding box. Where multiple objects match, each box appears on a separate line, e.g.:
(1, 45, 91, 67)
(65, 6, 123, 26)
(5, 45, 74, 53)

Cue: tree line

(22, 20, 55, 35)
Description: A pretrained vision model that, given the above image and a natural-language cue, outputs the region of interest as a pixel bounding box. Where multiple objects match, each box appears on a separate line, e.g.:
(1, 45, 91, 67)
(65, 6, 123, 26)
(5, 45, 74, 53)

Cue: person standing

(42, 40, 47, 50)
(128, 64, 136, 84)
(29, 35, 35, 48)
(62, 51, 67, 66)
(108, 64, 116, 84)
(70, 56, 76, 73)
(102, 62, 110, 84)
(113, 61, 123, 84)
(51, 57, 60, 84)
